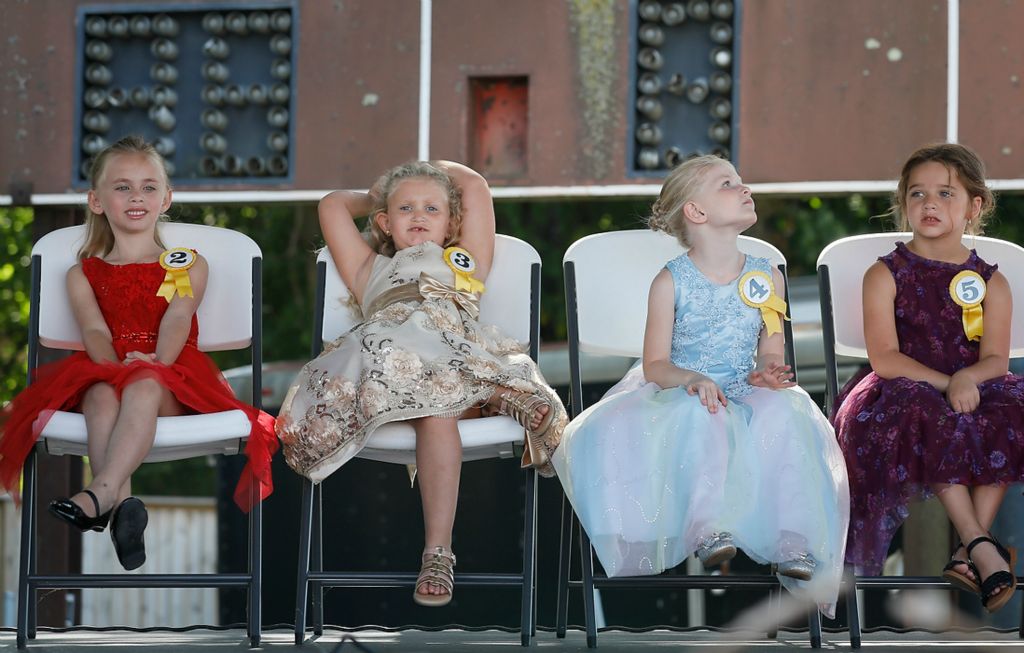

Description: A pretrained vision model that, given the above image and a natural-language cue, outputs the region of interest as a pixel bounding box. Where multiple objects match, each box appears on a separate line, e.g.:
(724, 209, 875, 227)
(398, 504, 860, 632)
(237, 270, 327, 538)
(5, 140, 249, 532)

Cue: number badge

(949, 270, 986, 342)
(156, 247, 196, 302)
(159, 247, 196, 271)
(738, 270, 788, 336)
(739, 270, 773, 306)
(949, 270, 986, 307)
(443, 246, 476, 275)
(442, 246, 485, 294)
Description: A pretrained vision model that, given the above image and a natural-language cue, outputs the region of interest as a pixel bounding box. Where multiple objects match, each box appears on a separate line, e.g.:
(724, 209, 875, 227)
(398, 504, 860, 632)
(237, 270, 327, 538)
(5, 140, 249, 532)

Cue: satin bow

(418, 272, 481, 319)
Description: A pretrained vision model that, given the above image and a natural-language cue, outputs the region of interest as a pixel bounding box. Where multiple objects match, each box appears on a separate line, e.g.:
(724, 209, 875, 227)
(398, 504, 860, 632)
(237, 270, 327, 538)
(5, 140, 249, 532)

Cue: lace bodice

(665, 254, 770, 398)
(81, 257, 199, 355)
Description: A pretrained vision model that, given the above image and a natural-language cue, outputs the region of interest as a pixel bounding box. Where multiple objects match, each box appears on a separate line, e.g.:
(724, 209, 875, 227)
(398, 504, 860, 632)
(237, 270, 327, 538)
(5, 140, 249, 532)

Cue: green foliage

(0, 207, 33, 403)
(170, 203, 323, 368)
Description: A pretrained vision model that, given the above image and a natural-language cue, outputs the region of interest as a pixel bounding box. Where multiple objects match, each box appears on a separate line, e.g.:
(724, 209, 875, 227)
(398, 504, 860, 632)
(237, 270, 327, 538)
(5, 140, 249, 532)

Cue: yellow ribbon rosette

(949, 269, 986, 341)
(738, 270, 788, 336)
(156, 247, 196, 303)
(442, 246, 485, 295)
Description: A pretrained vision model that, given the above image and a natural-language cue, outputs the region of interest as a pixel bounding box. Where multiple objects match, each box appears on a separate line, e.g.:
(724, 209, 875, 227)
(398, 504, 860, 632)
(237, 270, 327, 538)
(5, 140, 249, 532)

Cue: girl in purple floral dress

(833, 143, 1024, 613)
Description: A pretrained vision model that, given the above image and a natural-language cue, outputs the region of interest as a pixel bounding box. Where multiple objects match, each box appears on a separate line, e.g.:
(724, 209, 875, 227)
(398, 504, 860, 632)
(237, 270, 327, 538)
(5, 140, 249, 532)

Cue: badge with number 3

(444, 247, 476, 274)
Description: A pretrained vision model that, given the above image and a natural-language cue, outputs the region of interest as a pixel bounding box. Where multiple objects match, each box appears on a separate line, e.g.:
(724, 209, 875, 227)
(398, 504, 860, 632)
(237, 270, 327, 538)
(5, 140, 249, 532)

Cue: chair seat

(37, 410, 249, 462)
(357, 415, 524, 464)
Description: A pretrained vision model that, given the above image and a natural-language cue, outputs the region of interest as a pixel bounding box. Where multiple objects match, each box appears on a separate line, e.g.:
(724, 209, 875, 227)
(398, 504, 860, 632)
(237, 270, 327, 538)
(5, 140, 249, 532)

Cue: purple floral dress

(833, 242, 1024, 575)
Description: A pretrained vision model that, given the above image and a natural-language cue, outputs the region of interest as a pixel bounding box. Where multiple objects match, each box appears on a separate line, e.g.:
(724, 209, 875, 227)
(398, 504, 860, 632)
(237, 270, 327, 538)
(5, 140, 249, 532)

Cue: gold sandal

(413, 546, 456, 607)
(496, 390, 555, 470)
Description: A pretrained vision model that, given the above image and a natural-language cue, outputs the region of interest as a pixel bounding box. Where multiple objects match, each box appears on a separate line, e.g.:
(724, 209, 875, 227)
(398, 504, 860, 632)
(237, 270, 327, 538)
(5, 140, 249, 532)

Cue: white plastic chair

(817, 232, 1024, 648)
(293, 234, 542, 646)
(554, 229, 822, 648)
(18, 223, 264, 648)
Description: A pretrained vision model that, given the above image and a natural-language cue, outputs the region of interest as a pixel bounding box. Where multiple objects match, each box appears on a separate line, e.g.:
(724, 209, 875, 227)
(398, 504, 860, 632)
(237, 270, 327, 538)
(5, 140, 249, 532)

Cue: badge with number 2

(160, 247, 196, 271)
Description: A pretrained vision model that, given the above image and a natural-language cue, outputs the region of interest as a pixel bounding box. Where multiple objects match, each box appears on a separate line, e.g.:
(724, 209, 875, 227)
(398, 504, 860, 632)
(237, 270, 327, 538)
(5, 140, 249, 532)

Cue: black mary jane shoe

(48, 489, 111, 533)
(110, 497, 148, 571)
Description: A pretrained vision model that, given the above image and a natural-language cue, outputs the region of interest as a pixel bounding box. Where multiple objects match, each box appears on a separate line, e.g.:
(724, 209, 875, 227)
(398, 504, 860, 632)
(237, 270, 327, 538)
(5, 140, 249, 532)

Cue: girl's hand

(748, 362, 796, 390)
(686, 374, 728, 413)
(123, 351, 158, 365)
(946, 370, 980, 413)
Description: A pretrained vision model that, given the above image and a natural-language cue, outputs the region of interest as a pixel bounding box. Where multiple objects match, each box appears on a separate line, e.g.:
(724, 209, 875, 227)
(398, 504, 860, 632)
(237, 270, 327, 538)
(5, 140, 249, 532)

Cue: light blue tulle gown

(551, 253, 850, 616)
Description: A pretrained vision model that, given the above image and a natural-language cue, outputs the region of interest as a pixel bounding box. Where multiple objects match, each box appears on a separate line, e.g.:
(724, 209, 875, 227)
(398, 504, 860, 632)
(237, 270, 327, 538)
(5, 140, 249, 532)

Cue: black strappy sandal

(48, 489, 111, 533)
(966, 535, 1018, 613)
(941, 542, 980, 594)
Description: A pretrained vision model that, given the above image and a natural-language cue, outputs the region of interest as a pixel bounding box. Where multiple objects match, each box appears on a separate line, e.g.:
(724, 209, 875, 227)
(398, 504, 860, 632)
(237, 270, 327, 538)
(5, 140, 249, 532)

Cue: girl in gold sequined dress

(277, 161, 566, 607)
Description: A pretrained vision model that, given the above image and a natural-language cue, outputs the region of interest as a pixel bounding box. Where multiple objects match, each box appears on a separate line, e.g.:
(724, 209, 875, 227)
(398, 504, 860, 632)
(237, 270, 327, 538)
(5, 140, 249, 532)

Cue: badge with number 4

(738, 270, 788, 336)
(739, 270, 773, 306)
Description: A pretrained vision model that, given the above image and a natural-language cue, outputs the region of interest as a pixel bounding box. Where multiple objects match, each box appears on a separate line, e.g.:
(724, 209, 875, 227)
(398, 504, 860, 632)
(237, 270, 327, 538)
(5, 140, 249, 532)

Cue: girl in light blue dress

(552, 155, 850, 616)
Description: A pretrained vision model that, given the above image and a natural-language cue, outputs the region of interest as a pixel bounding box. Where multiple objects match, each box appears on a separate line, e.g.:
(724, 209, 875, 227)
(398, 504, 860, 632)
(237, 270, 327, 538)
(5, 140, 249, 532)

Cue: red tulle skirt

(0, 348, 277, 512)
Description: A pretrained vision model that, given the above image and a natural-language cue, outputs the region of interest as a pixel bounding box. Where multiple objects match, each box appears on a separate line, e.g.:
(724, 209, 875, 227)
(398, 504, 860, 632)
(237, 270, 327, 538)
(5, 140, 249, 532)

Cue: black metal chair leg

(580, 526, 597, 649)
(532, 494, 539, 639)
(1019, 580, 1024, 638)
(248, 497, 262, 647)
(808, 606, 822, 649)
(293, 478, 314, 645)
(766, 585, 778, 640)
(312, 481, 324, 636)
(520, 468, 537, 646)
(27, 463, 37, 641)
(16, 450, 36, 650)
(555, 492, 574, 638)
(845, 566, 861, 649)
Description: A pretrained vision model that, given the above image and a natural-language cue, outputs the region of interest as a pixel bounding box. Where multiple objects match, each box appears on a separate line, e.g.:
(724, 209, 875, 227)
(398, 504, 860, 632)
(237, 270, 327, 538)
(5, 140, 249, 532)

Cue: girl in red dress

(0, 136, 276, 570)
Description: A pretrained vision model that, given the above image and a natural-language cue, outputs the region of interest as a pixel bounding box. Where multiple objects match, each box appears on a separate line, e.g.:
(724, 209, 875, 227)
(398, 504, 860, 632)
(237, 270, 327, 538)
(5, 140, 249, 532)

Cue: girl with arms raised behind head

(277, 160, 566, 607)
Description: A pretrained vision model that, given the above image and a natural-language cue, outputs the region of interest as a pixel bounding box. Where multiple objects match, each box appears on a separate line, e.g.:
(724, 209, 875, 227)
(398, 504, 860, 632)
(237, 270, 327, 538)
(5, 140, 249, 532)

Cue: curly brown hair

(892, 143, 994, 235)
(365, 161, 464, 256)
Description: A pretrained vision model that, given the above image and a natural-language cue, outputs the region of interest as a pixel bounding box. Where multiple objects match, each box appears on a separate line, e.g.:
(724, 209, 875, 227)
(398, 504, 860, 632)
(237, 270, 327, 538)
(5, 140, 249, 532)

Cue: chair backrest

(31, 223, 261, 352)
(563, 230, 788, 358)
(317, 234, 541, 348)
(816, 232, 1024, 359)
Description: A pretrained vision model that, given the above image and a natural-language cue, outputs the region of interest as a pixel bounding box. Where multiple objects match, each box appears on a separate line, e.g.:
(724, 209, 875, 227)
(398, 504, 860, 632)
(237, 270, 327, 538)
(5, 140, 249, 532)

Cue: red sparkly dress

(0, 256, 277, 512)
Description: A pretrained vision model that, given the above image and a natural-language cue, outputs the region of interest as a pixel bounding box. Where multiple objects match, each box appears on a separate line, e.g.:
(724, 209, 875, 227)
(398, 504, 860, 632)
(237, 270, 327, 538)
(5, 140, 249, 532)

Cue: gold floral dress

(277, 241, 565, 482)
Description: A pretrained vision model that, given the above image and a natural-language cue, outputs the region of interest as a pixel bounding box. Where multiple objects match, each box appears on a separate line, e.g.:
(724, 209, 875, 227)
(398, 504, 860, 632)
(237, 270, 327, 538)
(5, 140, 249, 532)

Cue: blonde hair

(79, 135, 170, 260)
(892, 143, 994, 236)
(648, 154, 729, 247)
(365, 161, 463, 256)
